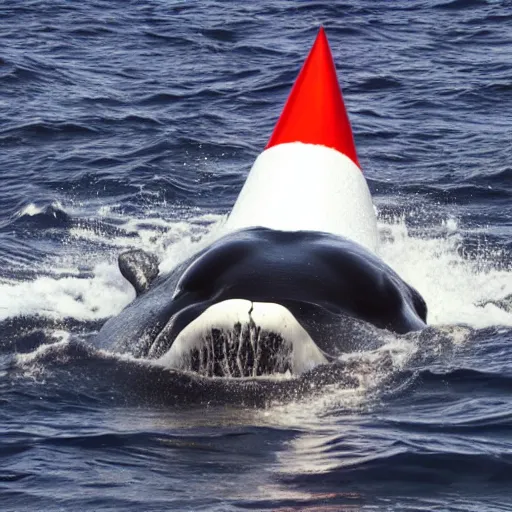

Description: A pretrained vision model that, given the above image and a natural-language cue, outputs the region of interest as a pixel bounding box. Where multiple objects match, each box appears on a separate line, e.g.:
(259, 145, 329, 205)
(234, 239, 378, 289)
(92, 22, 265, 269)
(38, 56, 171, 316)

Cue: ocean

(1, 1, 512, 510)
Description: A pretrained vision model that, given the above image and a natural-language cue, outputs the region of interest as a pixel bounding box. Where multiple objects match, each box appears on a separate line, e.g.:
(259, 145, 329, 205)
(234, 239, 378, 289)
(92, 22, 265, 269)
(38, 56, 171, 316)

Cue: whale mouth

(157, 299, 328, 378)
(173, 326, 292, 378)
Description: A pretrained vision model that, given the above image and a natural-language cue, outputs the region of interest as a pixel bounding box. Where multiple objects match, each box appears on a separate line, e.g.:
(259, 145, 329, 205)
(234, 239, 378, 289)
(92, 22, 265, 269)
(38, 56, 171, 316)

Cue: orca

(96, 27, 427, 378)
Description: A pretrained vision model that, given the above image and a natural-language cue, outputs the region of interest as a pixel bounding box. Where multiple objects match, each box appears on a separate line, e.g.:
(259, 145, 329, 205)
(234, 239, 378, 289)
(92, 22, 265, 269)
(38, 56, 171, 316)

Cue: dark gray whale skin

(95, 227, 427, 358)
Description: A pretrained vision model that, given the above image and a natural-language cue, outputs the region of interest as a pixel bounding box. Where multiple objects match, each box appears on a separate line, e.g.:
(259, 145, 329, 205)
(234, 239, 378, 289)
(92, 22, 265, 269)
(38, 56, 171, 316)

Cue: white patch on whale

(158, 299, 328, 377)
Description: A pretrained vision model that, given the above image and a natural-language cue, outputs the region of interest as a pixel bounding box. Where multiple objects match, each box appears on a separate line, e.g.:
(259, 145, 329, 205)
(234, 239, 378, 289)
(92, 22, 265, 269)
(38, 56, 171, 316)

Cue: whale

(97, 227, 426, 376)
(95, 27, 427, 378)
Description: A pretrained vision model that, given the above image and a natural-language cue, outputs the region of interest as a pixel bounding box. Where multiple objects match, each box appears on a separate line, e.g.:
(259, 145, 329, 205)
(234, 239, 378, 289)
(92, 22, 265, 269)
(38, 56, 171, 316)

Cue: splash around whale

(95, 27, 428, 379)
(96, 226, 427, 378)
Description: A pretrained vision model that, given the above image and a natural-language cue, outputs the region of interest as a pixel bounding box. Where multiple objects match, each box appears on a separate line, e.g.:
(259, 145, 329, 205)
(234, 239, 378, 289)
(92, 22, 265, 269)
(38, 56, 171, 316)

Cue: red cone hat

(266, 27, 360, 168)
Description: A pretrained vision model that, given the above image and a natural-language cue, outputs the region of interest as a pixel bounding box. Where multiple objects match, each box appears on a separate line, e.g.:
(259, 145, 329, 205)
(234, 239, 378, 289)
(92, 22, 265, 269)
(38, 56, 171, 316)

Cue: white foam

(254, 333, 419, 432)
(19, 203, 45, 217)
(16, 200, 66, 218)
(0, 210, 223, 322)
(1, 197, 510, 332)
(377, 215, 512, 328)
(0, 262, 134, 321)
(15, 337, 71, 366)
(70, 211, 224, 272)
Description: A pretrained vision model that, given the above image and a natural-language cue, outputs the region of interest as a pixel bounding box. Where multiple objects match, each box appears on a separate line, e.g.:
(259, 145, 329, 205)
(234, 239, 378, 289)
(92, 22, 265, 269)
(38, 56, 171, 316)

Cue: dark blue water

(1, 1, 512, 510)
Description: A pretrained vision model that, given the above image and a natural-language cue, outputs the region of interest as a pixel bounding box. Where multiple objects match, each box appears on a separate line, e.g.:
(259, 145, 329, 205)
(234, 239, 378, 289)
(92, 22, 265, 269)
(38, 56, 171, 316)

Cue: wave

(0, 206, 510, 331)
(0, 121, 99, 140)
(434, 0, 490, 10)
(284, 449, 512, 488)
(13, 201, 71, 229)
(10, 338, 363, 408)
(201, 28, 238, 43)
(6, 321, 466, 413)
(377, 214, 512, 328)
(353, 76, 403, 92)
